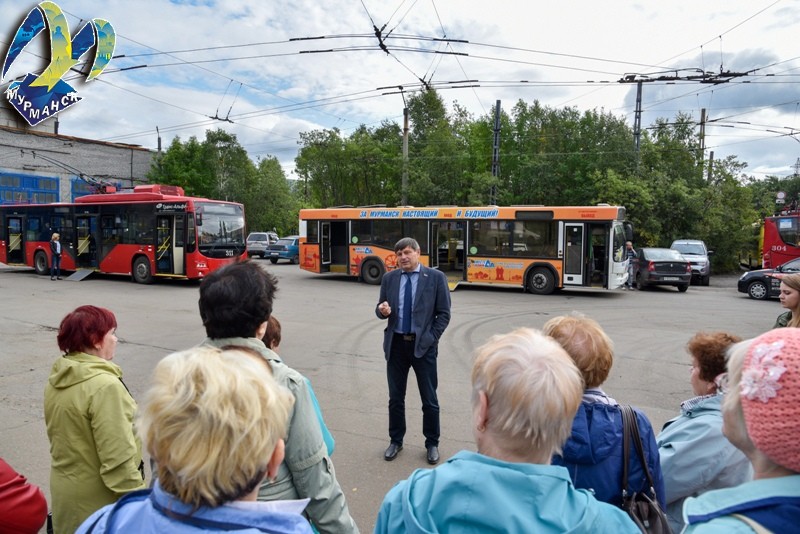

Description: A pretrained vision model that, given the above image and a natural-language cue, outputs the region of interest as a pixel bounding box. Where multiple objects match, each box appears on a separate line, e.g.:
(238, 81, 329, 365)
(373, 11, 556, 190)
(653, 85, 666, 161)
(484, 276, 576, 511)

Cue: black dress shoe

(426, 445, 440, 465)
(384, 442, 402, 461)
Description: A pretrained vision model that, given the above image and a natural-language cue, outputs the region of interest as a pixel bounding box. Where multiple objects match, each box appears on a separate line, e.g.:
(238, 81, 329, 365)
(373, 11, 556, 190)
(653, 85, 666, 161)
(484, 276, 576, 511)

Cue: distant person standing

(624, 240, 637, 290)
(376, 237, 451, 465)
(50, 233, 62, 280)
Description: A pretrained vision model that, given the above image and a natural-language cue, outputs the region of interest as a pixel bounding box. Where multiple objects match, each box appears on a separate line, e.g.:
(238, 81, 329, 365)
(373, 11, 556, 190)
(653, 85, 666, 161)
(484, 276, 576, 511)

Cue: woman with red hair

(44, 305, 145, 534)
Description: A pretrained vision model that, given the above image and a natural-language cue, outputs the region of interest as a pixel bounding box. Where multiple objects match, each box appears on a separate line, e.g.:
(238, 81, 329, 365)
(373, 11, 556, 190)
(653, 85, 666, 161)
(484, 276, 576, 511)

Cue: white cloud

(2, 0, 798, 179)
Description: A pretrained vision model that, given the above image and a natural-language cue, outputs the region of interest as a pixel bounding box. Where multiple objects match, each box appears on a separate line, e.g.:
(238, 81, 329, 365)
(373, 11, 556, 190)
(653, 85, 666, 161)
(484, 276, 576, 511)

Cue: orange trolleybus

(298, 204, 631, 294)
(0, 184, 246, 283)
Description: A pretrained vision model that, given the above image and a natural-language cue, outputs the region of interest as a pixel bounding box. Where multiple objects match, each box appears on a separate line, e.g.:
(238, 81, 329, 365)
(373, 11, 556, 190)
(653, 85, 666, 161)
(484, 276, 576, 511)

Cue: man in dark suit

(376, 237, 451, 464)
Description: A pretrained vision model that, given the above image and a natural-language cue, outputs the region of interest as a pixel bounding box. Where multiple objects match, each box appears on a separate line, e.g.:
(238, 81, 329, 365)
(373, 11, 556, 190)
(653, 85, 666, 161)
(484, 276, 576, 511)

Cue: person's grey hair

(394, 237, 420, 253)
(471, 327, 583, 458)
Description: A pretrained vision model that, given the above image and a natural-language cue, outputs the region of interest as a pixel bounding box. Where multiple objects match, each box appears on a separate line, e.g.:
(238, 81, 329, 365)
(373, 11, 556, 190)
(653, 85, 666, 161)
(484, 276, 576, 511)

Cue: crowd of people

(2, 237, 799, 534)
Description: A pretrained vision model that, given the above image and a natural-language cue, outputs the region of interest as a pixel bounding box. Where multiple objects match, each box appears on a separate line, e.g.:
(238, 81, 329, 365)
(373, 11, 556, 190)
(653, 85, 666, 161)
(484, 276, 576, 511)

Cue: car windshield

(672, 243, 705, 255)
(276, 239, 294, 246)
(645, 248, 685, 261)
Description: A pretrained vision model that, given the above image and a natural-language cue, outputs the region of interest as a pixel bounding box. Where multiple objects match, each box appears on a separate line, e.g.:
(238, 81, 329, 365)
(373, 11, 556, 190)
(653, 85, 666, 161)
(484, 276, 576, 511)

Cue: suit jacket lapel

(414, 266, 430, 309)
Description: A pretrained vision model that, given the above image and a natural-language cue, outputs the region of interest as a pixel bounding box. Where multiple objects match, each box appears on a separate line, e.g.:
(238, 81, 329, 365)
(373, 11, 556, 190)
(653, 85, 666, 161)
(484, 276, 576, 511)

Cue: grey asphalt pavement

(0, 264, 773, 532)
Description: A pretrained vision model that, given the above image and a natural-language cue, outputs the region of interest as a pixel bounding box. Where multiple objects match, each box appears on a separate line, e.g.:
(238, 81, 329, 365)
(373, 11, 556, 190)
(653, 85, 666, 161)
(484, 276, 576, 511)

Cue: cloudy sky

(2, 0, 799, 181)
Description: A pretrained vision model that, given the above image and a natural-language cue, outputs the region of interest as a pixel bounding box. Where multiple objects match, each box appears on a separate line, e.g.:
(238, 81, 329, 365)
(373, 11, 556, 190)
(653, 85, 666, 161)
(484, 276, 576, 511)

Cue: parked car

(737, 257, 800, 300)
(633, 247, 692, 292)
(246, 231, 278, 258)
(267, 236, 300, 264)
(670, 239, 712, 286)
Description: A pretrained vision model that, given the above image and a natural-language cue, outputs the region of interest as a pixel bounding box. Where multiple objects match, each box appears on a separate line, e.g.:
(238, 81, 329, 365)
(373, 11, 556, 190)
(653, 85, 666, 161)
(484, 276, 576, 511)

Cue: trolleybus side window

(373, 219, 402, 248)
(306, 220, 319, 244)
(404, 220, 428, 251)
(353, 220, 372, 244)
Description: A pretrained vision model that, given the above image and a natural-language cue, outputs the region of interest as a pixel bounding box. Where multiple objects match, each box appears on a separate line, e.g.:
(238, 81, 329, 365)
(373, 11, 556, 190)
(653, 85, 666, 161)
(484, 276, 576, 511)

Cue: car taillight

(648, 261, 655, 272)
(686, 263, 692, 273)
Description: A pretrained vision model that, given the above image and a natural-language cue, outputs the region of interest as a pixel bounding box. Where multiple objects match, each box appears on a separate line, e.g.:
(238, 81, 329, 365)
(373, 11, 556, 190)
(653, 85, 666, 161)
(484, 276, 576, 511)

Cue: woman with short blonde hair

(375, 328, 639, 533)
(541, 313, 613, 388)
(77, 346, 313, 533)
(544, 313, 666, 509)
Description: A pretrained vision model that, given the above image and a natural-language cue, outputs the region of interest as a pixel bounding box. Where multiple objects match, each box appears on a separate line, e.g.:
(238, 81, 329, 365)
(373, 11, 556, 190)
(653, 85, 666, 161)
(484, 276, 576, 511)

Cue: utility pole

(401, 90, 409, 206)
(633, 81, 643, 153)
(699, 108, 706, 153)
(707, 151, 714, 181)
(491, 100, 501, 205)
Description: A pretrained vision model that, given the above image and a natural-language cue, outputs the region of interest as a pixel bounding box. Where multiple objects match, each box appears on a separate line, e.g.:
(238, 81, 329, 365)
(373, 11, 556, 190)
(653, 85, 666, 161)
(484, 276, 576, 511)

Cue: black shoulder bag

(621, 405, 672, 534)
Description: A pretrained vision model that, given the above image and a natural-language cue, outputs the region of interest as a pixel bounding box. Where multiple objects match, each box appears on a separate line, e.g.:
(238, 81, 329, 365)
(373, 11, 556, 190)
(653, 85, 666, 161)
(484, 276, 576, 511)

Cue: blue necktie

(402, 272, 413, 334)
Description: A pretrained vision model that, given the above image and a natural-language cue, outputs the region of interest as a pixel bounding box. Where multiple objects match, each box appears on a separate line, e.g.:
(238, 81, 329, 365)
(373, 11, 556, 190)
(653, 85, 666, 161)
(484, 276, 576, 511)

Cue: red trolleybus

(0, 184, 246, 283)
(298, 204, 631, 294)
(761, 211, 800, 268)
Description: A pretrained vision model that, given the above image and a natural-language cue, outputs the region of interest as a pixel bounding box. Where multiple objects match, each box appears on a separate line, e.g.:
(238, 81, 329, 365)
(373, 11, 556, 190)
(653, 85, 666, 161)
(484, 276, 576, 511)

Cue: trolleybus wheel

(527, 267, 555, 295)
(34, 251, 49, 276)
(133, 256, 154, 284)
(361, 259, 385, 285)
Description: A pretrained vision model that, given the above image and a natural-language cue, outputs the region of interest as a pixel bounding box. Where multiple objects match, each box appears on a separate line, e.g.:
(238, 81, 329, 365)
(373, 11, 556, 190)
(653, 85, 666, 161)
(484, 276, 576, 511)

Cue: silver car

(670, 239, 712, 286)
(246, 231, 278, 258)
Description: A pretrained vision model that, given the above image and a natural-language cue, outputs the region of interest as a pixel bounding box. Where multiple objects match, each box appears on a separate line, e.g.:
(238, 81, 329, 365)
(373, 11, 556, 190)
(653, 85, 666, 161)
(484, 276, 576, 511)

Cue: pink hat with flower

(739, 328, 800, 472)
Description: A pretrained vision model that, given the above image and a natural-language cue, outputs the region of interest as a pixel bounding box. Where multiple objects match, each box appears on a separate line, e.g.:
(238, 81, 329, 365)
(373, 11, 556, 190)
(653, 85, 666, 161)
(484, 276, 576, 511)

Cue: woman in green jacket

(44, 305, 145, 534)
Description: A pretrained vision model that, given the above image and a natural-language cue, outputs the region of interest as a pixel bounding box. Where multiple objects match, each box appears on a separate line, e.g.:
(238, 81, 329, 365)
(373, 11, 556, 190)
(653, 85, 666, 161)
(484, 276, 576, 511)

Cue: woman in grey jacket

(657, 331, 752, 532)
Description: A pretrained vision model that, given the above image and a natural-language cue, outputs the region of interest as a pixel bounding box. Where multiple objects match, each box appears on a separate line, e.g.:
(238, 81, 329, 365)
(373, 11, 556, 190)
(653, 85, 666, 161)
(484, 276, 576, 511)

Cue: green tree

(250, 156, 299, 235)
(146, 128, 297, 236)
(148, 136, 215, 197)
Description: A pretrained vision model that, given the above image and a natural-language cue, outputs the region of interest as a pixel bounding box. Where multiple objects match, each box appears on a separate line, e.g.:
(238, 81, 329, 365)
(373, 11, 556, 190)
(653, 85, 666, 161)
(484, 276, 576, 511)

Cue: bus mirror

(624, 222, 633, 242)
(196, 213, 203, 226)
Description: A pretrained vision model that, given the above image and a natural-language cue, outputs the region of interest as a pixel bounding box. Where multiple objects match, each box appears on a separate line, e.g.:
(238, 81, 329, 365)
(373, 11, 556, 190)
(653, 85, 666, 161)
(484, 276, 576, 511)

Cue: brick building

(0, 102, 154, 204)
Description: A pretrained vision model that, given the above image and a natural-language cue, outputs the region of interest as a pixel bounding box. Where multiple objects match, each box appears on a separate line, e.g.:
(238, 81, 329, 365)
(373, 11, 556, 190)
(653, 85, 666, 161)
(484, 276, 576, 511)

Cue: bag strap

(731, 514, 773, 534)
(621, 404, 631, 498)
(621, 405, 657, 496)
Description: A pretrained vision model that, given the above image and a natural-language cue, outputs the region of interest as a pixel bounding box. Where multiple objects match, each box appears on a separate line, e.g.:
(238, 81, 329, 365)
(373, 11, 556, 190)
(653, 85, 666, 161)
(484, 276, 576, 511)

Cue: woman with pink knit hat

(682, 328, 800, 532)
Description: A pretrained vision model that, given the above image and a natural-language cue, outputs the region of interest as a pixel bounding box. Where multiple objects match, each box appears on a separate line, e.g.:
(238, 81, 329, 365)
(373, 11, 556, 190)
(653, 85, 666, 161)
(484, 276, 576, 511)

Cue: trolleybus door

(430, 222, 439, 269)
(321, 222, 331, 265)
(6, 217, 24, 264)
(563, 223, 585, 286)
(75, 216, 98, 268)
(155, 215, 184, 275)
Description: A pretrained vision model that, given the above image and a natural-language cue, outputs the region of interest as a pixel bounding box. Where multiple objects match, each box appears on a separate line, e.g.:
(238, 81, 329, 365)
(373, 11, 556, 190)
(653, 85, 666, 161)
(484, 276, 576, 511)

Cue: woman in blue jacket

(682, 328, 800, 532)
(374, 328, 638, 533)
(545, 313, 667, 509)
(657, 331, 752, 532)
